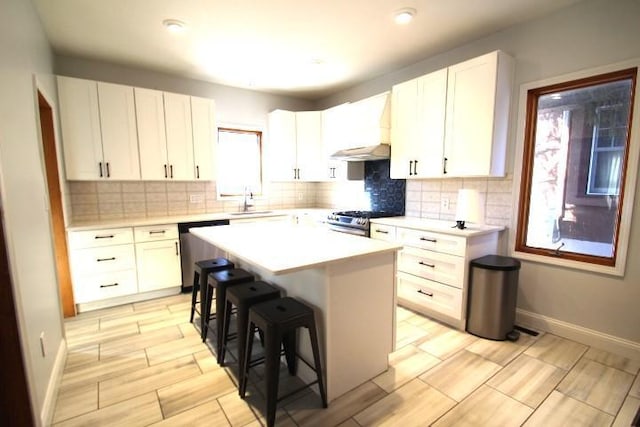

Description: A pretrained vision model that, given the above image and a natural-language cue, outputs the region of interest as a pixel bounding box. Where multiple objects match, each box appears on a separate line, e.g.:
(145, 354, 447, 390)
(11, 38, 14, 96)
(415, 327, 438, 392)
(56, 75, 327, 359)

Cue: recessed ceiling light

(163, 19, 187, 33)
(394, 8, 416, 25)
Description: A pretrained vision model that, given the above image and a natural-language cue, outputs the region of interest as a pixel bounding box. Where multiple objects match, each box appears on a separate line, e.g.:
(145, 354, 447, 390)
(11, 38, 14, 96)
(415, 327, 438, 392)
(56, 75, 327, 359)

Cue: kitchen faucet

(242, 186, 254, 212)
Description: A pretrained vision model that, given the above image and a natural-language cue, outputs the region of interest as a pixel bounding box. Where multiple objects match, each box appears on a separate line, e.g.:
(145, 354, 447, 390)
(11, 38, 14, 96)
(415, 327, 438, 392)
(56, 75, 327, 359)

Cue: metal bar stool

(240, 297, 327, 427)
(189, 258, 234, 335)
(202, 268, 254, 354)
(220, 281, 281, 374)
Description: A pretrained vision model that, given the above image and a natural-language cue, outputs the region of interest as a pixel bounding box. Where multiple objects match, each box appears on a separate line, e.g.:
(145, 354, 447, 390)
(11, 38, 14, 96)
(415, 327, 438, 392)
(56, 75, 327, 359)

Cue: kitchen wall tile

(71, 193, 98, 205)
(440, 179, 462, 192)
(145, 182, 167, 193)
(146, 202, 168, 217)
(99, 212, 125, 221)
(462, 178, 488, 193)
(167, 192, 187, 202)
(486, 205, 512, 220)
(186, 182, 205, 192)
(98, 192, 123, 204)
(187, 202, 205, 214)
(121, 182, 145, 193)
(420, 180, 441, 192)
(96, 182, 122, 193)
(146, 192, 167, 203)
(406, 190, 421, 203)
(167, 201, 188, 215)
(486, 192, 513, 206)
(488, 176, 514, 193)
(73, 213, 100, 223)
(420, 211, 440, 220)
(122, 192, 145, 203)
(124, 202, 146, 214)
(166, 182, 186, 192)
(421, 191, 441, 202)
(98, 202, 124, 215)
(69, 181, 98, 194)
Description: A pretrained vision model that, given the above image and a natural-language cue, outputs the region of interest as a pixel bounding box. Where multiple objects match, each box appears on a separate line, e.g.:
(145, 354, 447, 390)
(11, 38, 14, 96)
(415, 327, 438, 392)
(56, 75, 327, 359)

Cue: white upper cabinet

(190, 96, 217, 180)
(135, 87, 168, 180)
(267, 110, 324, 181)
(322, 103, 352, 180)
(444, 50, 513, 177)
(58, 76, 140, 180)
(163, 92, 195, 180)
(390, 77, 417, 179)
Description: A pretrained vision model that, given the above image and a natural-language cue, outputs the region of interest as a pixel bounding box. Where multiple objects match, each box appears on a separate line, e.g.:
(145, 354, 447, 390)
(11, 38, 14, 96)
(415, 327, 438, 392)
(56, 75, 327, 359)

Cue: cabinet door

(135, 88, 169, 180)
(97, 82, 141, 180)
(444, 51, 500, 176)
(164, 92, 194, 180)
(415, 69, 447, 178)
(267, 110, 297, 181)
(191, 96, 217, 180)
(390, 78, 417, 178)
(57, 76, 104, 180)
(135, 239, 181, 292)
(322, 104, 351, 181)
(295, 111, 324, 181)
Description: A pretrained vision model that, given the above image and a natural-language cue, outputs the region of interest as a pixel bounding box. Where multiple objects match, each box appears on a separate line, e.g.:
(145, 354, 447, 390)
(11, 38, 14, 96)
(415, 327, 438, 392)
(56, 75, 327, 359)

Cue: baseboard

(76, 287, 181, 313)
(516, 308, 640, 362)
(40, 338, 67, 426)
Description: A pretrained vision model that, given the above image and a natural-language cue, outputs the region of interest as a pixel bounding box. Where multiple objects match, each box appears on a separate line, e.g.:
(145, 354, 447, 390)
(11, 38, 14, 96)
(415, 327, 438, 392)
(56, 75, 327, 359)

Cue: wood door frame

(38, 90, 76, 317)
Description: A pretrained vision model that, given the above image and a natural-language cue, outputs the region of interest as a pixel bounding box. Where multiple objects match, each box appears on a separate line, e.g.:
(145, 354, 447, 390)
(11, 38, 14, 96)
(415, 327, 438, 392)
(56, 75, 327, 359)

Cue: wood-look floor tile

(66, 323, 140, 350)
(336, 419, 360, 427)
(64, 318, 99, 337)
(523, 391, 613, 427)
(524, 333, 587, 370)
(418, 329, 478, 360)
(70, 303, 134, 321)
(60, 350, 148, 391)
(557, 358, 634, 415)
(583, 347, 640, 375)
(99, 355, 201, 407)
(138, 309, 192, 333)
(395, 321, 429, 349)
(284, 381, 386, 427)
(433, 385, 532, 427)
(372, 344, 440, 393)
(465, 334, 533, 366)
(168, 300, 192, 313)
(150, 400, 230, 426)
(146, 334, 209, 366)
(420, 350, 501, 402)
(52, 382, 97, 424)
(157, 368, 236, 418)
(64, 344, 99, 370)
(396, 306, 415, 322)
(217, 390, 259, 426)
(630, 374, 640, 398)
(132, 293, 189, 312)
(99, 307, 172, 330)
(99, 325, 183, 359)
(354, 378, 456, 426)
(612, 396, 640, 427)
(487, 354, 567, 408)
(194, 349, 219, 373)
(53, 392, 162, 427)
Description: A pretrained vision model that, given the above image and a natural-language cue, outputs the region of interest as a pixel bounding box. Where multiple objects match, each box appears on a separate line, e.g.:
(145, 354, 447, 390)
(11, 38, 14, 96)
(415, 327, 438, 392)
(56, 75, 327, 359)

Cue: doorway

(38, 91, 75, 317)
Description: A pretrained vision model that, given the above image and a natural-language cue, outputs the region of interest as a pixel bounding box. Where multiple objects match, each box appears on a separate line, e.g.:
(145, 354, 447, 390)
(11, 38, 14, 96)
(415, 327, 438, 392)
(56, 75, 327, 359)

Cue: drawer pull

(419, 237, 437, 243)
(418, 261, 435, 268)
(148, 230, 166, 235)
(100, 283, 119, 288)
(376, 229, 389, 234)
(175, 241, 179, 256)
(96, 257, 116, 262)
(94, 234, 115, 239)
(417, 289, 434, 297)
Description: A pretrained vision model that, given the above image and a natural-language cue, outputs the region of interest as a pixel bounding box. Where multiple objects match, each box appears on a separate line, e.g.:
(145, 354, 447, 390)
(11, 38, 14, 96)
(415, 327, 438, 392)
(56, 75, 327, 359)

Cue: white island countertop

(190, 222, 402, 275)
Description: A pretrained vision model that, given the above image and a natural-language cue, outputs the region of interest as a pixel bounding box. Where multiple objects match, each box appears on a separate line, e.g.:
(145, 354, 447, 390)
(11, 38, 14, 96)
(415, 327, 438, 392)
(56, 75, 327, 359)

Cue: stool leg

(215, 284, 226, 359)
(202, 283, 214, 342)
(282, 331, 297, 375)
(199, 273, 209, 337)
(189, 271, 200, 323)
(240, 321, 256, 398)
(264, 328, 282, 427)
(235, 304, 250, 377)
(307, 323, 328, 408)
(219, 300, 234, 365)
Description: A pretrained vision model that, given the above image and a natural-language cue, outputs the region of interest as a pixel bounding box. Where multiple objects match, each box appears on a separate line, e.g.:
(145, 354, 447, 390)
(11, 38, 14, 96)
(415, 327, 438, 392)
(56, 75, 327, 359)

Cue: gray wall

(317, 0, 640, 343)
(0, 0, 64, 423)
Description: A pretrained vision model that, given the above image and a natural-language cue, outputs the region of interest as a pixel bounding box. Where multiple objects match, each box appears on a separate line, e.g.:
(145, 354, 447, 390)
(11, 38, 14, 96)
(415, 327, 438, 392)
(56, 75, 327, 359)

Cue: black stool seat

(203, 268, 254, 353)
(220, 281, 281, 373)
(241, 297, 327, 427)
(190, 258, 234, 333)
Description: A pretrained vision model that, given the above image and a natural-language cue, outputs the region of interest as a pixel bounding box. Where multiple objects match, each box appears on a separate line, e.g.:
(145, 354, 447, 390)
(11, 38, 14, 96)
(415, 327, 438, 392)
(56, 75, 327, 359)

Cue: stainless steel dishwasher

(178, 219, 230, 293)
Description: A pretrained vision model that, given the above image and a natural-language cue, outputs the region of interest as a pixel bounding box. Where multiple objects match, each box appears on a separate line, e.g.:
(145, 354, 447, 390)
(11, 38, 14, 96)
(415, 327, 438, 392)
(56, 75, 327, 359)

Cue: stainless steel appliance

(178, 219, 229, 292)
(326, 210, 401, 237)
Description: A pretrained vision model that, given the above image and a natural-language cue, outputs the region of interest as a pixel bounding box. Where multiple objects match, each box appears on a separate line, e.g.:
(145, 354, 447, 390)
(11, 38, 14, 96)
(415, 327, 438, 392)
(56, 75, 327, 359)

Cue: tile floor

(52, 293, 640, 426)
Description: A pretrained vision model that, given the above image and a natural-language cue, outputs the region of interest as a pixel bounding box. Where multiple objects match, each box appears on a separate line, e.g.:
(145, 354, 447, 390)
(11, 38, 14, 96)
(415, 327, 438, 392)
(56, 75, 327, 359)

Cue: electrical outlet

(441, 198, 450, 211)
(39, 332, 46, 357)
(189, 194, 203, 203)
(297, 192, 304, 200)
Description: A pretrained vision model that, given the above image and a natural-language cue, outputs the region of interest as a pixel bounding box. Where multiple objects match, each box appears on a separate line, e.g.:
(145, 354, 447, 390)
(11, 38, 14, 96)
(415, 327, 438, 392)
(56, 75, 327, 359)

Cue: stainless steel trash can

(466, 255, 521, 341)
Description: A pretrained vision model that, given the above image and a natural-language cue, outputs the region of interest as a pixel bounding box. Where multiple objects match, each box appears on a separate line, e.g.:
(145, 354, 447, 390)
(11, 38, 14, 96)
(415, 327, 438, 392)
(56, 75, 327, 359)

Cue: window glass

(217, 128, 263, 197)
(516, 69, 636, 265)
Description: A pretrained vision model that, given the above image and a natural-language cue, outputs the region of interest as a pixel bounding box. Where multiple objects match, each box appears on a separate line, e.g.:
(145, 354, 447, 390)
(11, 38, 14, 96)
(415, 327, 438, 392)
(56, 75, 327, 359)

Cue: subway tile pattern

(52, 296, 640, 426)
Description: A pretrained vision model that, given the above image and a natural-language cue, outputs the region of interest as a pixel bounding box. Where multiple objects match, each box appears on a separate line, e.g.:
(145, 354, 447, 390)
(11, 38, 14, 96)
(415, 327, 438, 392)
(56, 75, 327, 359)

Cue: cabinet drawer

(73, 270, 138, 303)
(370, 224, 396, 242)
(68, 227, 133, 249)
(71, 244, 136, 274)
(397, 227, 465, 256)
(398, 246, 464, 288)
(134, 224, 179, 242)
(397, 272, 462, 321)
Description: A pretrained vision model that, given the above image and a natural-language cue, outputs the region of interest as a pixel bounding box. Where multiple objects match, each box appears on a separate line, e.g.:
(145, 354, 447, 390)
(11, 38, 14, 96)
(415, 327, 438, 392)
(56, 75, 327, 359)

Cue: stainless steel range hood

(330, 144, 390, 161)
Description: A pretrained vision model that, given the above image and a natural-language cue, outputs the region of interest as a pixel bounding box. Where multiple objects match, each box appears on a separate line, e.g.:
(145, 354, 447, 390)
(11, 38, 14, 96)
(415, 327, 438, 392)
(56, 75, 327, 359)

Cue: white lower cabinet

(134, 224, 181, 293)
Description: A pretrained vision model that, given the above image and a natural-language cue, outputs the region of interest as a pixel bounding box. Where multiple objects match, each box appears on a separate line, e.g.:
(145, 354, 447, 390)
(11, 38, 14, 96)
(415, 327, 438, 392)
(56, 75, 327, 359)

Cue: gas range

(326, 210, 402, 237)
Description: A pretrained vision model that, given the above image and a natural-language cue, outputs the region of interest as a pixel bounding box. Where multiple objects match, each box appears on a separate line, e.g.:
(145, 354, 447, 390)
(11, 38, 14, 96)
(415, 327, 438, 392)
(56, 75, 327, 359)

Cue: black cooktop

(333, 210, 402, 219)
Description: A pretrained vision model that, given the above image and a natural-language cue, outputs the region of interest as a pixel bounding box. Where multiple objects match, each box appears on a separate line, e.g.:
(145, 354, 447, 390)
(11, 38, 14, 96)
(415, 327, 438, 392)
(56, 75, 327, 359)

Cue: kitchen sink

(229, 210, 273, 215)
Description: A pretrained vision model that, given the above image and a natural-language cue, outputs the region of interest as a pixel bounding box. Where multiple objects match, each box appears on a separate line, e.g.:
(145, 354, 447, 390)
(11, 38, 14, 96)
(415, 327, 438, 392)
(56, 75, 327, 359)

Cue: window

(216, 127, 263, 197)
(515, 67, 637, 269)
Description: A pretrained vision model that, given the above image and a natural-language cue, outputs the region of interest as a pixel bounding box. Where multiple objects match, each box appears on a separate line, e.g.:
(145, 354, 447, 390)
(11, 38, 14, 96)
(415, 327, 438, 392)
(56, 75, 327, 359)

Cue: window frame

(216, 126, 264, 198)
(511, 61, 640, 277)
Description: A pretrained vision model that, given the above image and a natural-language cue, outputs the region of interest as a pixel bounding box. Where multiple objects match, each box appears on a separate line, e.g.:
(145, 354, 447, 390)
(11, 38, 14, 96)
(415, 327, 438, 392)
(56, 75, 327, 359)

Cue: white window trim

(510, 58, 640, 277)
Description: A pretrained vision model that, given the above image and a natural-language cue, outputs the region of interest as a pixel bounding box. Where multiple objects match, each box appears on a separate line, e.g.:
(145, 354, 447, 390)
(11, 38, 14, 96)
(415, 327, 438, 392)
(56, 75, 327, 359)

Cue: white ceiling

(33, 0, 582, 100)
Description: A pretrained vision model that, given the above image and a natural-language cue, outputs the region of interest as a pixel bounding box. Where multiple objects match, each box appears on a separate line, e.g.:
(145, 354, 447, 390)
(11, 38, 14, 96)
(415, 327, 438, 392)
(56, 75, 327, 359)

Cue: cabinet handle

(297, 168, 300, 179)
(105, 162, 110, 178)
(94, 234, 115, 239)
(375, 229, 389, 234)
(164, 164, 168, 178)
(170, 164, 173, 178)
(175, 241, 179, 256)
(293, 168, 297, 180)
(196, 165, 200, 179)
(417, 289, 434, 297)
(100, 283, 119, 288)
(413, 160, 418, 175)
(409, 160, 414, 176)
(419, 237, 437, 243)
(148, 230, 166, 235)
(96, 257, 116, 262)
(418, 261, 435, 268)
(99, 162, 103, 178)
(443, 157, 448, 174)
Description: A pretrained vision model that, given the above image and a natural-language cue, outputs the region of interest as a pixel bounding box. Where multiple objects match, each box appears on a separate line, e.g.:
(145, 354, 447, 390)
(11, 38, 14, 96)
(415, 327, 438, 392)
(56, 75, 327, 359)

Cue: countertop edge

(370, 217, 505, 237)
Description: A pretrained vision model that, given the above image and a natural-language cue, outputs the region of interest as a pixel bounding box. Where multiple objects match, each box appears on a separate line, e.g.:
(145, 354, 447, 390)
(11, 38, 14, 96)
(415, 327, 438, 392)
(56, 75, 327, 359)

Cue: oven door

(327, 223, 368, 237)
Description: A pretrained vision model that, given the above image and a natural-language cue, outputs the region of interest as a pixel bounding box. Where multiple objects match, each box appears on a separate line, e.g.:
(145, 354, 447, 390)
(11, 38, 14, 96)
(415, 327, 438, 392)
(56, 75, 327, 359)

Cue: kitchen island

(190, 222, 402, 402)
